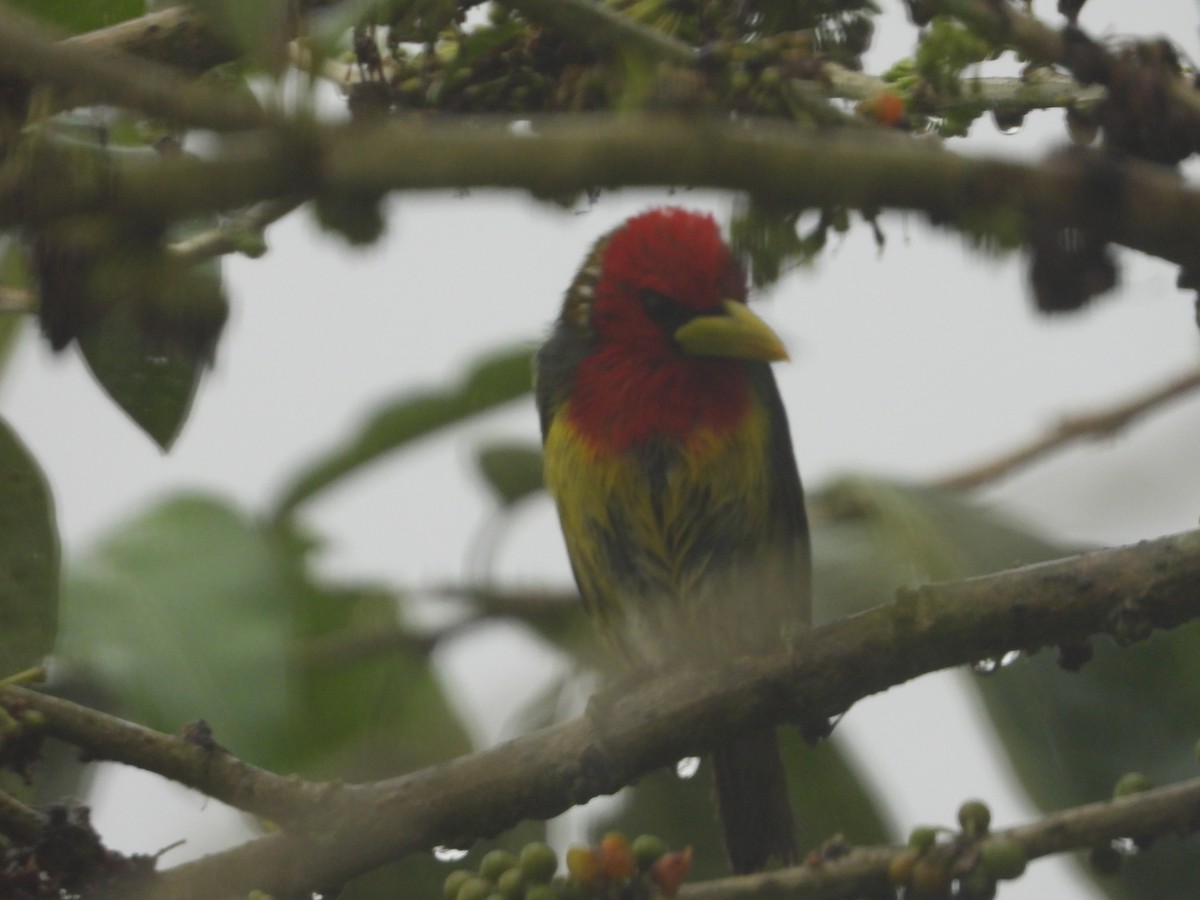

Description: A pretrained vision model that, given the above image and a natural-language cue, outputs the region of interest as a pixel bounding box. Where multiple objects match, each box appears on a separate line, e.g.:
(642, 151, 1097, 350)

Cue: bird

(535, 207, 811, 874)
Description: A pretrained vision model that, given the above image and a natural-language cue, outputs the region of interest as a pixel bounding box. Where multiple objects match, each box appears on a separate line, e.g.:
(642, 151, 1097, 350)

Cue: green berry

(907, 825, 937, 853)
(479, 850, 518, 881)
(910, 856, 951, 892)
(444, 870, 474, 900)
(455, 876, 494, 900)
(519, 843, 558, 884)
(959, 865, 995, 898)
(980, 838, 1027, 880)
(495, 867, 524, 899)
(1113, 772, 1152, 798)
(958, 799, 992, 837)
(887, 849, 918, 887)
(631, 834, 668, 870)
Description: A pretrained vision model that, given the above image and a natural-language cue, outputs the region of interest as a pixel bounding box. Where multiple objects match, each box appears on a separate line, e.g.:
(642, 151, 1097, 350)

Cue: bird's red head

(555, 207, 786, 452)
(591, 208, 747, 349)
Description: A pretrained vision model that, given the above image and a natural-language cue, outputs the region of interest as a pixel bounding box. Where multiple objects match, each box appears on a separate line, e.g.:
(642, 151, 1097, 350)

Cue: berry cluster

(886, 800, 1026, 900)
(442, 834, 691, 900)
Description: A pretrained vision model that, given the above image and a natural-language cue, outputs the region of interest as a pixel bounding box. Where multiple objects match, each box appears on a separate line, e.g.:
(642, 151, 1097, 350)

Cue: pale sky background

(2, 1, 1200, 897)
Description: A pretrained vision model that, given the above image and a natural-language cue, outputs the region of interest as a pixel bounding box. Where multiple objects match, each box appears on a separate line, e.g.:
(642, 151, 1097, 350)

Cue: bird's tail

(712, 728, 796, 874)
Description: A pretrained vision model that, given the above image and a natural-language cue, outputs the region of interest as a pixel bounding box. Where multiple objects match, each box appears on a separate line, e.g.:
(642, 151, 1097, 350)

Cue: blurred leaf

(0, 417, 59, 674)
(57, 497, 472, 777)
(274, 345, 535, 517)
(55, 495, 293, 765)
(477, 442, 544, 507)
(810, 476, 1200, 898)
(71, 219, 227, 451)
(286, 577, 472, 778)
(188, 0, 290, 71)
(29, 134, 229, 450)
(7, 0, 143, 34)
(782, 730, 892, 849)
(811, 475, 1076, 621)
(77, 303, 211, 451)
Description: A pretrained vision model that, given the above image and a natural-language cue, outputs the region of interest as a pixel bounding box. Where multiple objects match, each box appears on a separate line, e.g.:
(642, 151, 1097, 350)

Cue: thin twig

(825, 61, 1106, 115)
(680, 776, 1200, 899)
(168, 196, 305, 267)
(940, 0, 1200, 125)
(497, 0, 698, 66)
(0, 788, 45, 844)
(935, 367, 1200, 491)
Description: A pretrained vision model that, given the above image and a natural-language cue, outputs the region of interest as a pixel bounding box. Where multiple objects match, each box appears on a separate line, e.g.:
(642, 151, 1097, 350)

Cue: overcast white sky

(2, 2, 1200, 897)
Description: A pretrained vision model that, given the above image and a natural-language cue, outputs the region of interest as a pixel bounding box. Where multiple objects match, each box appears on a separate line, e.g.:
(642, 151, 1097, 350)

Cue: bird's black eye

(640, 289, 697, 334)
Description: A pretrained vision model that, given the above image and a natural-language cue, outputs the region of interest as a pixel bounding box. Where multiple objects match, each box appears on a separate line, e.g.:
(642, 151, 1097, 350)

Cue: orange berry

(649, 846, 693, 898)
(859, 90, 905, 126)
(565, 846, 600, 886)
(598, 832, 636, 881)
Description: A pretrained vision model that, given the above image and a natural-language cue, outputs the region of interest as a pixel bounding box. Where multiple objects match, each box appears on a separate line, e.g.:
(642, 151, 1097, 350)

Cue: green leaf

(476, 442, 544, 507)
(286, 576, 472, 778)
(76, 307, 202, 450)
(7, 0, 144, 34)
(56, 495, 293, 765)
(274, 345, 535, 517)
(811, 475, 1073, 621)
(57, 495, 472, 777)
(187, 0, 289, 70)
(0, 417, 60, 675)
(73, 246, 227, 450)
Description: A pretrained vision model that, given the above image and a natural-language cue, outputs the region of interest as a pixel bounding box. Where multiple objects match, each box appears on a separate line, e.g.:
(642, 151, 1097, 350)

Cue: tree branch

(498, 0, 697, 66)
(0, 787, 44, 844)
(63, 6, 235, 76)
(0, 689, 338, 829)
(940, 0, 1200, 125)
(0, 4, 267, 132)
(4, 528, 1198, 897)
(167, 196, 305, 266)
(681, 775, 1200, 899)
(935, 366, 1200, 490)
(3, 116, 1199, 271)
(824, 62, 1106, 116)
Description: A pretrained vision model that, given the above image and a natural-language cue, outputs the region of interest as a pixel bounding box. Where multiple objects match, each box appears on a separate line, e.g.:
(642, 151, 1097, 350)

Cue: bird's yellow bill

(673, 300, 789, 362)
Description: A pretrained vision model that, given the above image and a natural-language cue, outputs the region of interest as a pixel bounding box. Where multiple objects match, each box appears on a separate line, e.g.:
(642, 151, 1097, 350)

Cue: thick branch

(63, 7, 235, 76)
(4, 529, 1196, 897)
(936, 366, 1200, 490)
(3, 117, 1200, 272)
